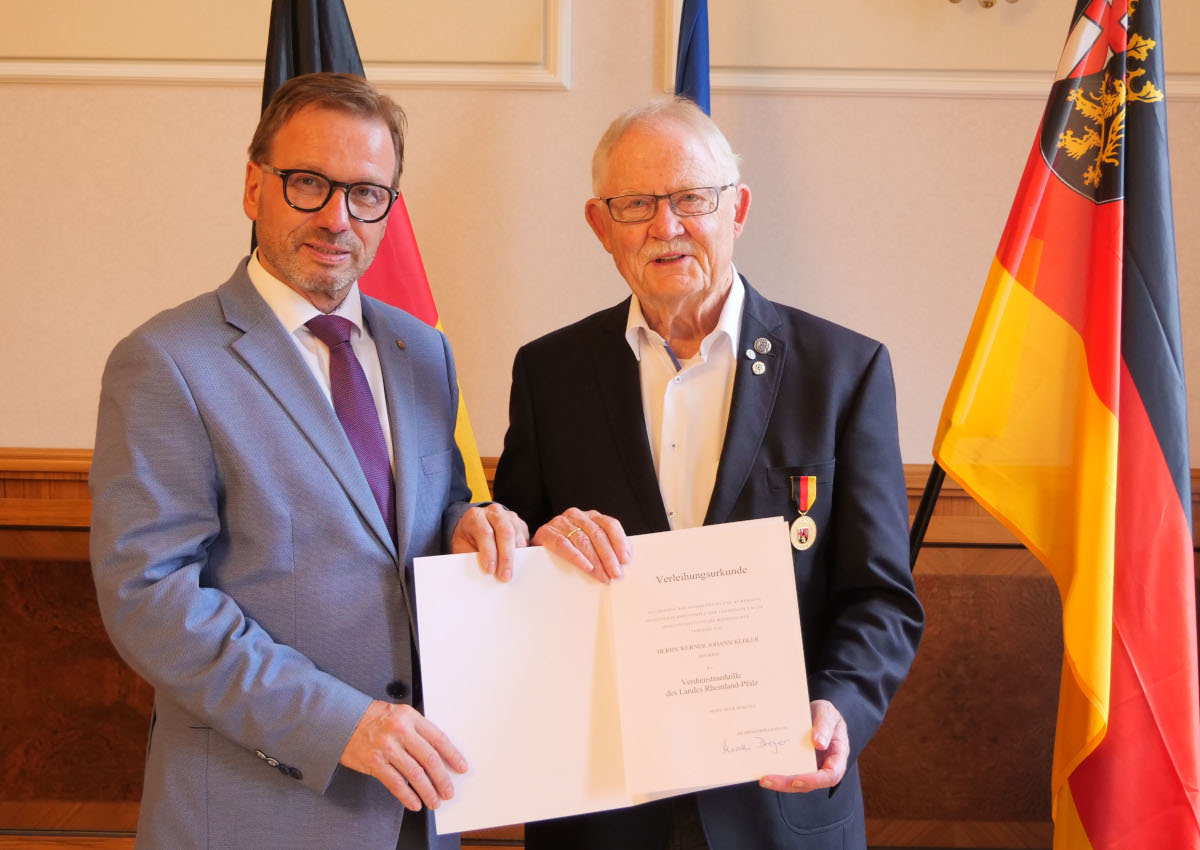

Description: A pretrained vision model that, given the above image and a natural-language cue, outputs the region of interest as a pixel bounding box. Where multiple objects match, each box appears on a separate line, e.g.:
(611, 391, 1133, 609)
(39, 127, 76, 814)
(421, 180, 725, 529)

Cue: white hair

(590, 97, 741, 195)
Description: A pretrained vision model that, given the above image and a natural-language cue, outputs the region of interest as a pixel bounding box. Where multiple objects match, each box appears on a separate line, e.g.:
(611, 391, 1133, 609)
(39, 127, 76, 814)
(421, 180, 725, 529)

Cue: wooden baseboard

(867, 818, 1052, 848)
(0, 805, 1051, 849)
(0, 839, 135, 849)
(0, 801, 521, 845)
(0, 802, 138, 833)
(0, 840, 514, 850)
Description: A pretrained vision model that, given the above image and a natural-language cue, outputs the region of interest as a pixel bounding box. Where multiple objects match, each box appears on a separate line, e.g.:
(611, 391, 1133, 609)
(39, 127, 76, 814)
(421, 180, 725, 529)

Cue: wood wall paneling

(4, 448, 1198, 847)
(860, 549, 1060, 848)
(0, 561, 151, 833)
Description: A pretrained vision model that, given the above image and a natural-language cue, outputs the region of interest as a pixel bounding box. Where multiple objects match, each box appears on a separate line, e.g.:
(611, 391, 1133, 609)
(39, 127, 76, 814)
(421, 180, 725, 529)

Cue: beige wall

(2, 0, 1199, 464)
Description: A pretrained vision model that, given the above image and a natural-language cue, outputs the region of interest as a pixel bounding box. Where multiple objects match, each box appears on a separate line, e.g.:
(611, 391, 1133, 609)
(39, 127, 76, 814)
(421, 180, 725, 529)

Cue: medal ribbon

(790, 475, 817, 515)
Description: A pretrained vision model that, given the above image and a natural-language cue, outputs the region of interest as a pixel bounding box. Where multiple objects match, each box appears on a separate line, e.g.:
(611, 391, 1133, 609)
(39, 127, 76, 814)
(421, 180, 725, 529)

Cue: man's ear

(243, 161, 263, 221)
(584, 198, 615, 254)
(731, 184, 751, 238)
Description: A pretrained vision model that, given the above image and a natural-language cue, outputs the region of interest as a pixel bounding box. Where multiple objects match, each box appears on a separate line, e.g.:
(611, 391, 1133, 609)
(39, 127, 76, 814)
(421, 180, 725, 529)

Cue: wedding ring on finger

(565, 526, 583, 542)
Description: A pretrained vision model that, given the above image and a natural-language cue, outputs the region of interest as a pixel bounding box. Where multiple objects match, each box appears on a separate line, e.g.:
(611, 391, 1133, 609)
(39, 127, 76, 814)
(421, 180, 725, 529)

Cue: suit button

(386, 680, 410, 700)
(289, 767, 304, 780)
(266, 758, 279, 768)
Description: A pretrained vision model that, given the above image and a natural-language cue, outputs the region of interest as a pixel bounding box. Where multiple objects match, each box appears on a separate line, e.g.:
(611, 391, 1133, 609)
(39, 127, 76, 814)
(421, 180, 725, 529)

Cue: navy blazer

(493, 277, 923, 850)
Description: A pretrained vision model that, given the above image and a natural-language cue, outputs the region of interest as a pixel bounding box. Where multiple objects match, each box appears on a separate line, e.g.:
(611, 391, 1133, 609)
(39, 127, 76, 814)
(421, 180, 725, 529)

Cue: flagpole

(908, 462, 944, 572)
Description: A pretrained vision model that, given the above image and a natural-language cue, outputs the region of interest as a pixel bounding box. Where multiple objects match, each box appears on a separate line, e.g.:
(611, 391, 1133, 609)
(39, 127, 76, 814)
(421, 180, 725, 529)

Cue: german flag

(358, 196, 491, 502)
(261, 0, 490, 501)
(933, 0, 1200, 845)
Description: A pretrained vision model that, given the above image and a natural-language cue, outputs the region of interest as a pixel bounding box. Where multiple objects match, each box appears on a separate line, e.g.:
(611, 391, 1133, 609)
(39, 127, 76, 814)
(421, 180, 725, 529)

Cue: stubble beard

(259, 227, 379, 301)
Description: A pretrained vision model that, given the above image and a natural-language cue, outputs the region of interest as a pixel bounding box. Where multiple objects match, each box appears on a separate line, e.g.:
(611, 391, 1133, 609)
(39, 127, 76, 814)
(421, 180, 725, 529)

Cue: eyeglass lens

(284, 172, 393, 222)
(608, 186, 720, 222)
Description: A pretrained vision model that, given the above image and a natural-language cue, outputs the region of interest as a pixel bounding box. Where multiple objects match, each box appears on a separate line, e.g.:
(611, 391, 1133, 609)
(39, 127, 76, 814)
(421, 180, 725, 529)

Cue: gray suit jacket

(90, 259, 471, 849)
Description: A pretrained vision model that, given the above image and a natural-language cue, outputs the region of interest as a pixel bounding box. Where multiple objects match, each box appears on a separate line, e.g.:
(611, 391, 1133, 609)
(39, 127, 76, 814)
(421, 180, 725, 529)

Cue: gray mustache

(643, 241, 694, 261)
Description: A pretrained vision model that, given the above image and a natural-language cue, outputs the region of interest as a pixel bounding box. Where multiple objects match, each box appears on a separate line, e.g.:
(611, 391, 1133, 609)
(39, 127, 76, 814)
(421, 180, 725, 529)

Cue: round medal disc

(791, 515, 817, 551)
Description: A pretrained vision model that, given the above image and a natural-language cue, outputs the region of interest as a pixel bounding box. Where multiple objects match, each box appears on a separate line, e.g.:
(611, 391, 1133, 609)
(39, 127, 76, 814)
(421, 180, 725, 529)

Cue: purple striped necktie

(305, 314, 396, 543)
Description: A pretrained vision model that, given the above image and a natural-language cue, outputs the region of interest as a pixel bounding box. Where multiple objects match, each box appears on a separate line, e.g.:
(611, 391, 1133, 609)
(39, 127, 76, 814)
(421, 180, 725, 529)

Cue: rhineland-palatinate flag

(933, 0, 1200, 846)
(261, 0, 490, 500)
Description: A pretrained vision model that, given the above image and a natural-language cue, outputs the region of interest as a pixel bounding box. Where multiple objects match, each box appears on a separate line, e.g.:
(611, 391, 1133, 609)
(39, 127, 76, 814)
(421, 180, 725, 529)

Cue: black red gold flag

(260, 0, 489, 500)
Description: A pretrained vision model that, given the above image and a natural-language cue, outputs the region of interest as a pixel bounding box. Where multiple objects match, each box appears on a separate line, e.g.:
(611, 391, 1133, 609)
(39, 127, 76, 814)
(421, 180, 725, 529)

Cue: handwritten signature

(722, 736, 790, 755)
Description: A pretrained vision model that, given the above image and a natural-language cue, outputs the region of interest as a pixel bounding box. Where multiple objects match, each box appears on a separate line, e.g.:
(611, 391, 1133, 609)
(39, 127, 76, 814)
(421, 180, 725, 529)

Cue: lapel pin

(752, 361, 766, 376)
(754, 337, 772, 355)
(396, 340, 405, 351)
(745, 349, 757, 360)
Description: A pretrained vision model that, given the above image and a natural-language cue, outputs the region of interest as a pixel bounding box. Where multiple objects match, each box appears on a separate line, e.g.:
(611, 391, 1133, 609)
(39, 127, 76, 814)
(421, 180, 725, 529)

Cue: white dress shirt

(247, 252, 395, 467)
(625, 267, 744, 530)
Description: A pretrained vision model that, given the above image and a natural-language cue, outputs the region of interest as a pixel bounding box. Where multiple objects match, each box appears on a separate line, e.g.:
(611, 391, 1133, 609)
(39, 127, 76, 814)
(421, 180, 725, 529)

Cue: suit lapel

(704, 279, 785, 526)
(590, 303, 671, 532)
(219, 269, 397, 557)
(362, 297, 417, 566)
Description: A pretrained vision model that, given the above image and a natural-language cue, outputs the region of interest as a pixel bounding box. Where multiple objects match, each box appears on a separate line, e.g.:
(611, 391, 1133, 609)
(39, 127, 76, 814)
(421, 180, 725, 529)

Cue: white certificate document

(413, 517, 814, 835)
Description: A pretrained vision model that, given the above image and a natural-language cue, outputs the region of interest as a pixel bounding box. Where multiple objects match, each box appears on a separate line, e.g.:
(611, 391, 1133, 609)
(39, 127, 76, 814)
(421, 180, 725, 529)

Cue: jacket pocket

(766, 459, 835, 496)
(419, 448, 454, 476)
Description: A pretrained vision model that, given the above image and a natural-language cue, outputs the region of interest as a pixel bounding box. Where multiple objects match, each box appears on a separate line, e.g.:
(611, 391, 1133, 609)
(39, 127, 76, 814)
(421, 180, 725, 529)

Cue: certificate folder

(414, 516, 815, 834)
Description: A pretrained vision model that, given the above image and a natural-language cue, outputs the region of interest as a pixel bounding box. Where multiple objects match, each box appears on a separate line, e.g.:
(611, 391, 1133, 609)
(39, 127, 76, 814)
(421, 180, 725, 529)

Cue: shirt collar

(624, 264, 744, 363)
(247, 250, 365, 335)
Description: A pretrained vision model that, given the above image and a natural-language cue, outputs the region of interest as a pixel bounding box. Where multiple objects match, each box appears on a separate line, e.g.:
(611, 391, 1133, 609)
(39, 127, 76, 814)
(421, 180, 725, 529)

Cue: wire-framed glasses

(601, 184, 735, 223)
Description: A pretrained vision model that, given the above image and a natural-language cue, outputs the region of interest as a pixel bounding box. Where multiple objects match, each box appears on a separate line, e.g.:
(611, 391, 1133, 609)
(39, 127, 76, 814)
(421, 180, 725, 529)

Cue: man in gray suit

(90, 73, 527, 849)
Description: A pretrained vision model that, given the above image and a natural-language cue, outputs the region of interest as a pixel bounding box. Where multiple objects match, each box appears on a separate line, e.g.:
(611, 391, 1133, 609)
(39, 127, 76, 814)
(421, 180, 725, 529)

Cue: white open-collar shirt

(247, 251, 395, 467)
(624, 267, 744, 530)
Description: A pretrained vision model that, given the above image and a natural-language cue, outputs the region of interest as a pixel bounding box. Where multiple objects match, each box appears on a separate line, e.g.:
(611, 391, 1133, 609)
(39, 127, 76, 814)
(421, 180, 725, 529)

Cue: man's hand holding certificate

(414, 517, 816, 834)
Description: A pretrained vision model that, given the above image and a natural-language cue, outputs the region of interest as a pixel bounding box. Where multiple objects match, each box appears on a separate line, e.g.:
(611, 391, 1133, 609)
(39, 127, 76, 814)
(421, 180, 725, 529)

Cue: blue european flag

(674, 0, 711, 115)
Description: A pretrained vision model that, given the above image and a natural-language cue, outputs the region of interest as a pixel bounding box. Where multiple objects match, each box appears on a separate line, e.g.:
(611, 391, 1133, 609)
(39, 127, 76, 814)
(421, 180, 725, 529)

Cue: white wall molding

(660, 0, 1199, 101)
(0, 60, 262, 86)
(700, 68, 1200, 101)
(0, 0, 571, 90)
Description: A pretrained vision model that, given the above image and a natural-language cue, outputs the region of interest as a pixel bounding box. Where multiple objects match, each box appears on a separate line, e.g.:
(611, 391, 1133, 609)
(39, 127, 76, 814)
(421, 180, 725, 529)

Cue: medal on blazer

(789, 475, 817, 551)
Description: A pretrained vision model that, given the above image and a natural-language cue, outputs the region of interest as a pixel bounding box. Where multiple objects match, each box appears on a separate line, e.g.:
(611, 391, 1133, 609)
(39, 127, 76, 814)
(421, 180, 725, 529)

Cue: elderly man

(493, 98, 924, 849)
(90, 73, 527, 849)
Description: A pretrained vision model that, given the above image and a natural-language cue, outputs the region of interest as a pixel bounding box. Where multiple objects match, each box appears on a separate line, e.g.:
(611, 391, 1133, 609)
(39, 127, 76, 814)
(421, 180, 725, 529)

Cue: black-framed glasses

(601, 184, 735, 223)
(260, 164, 399, 223)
